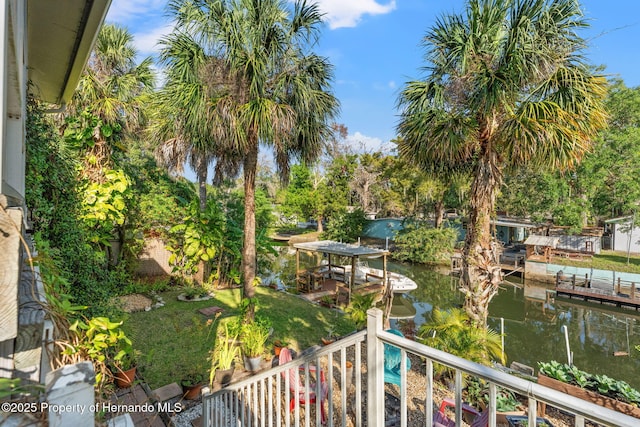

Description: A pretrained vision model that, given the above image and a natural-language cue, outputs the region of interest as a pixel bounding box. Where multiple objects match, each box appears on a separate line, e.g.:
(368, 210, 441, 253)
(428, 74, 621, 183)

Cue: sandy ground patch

(117, 293, 153, 312)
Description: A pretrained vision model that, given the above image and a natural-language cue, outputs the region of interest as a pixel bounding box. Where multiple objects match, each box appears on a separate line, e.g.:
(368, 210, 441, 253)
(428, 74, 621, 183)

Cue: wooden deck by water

(450, 252, 525, 278)
(555, 273, 640, 310)
(299, 278, 385, 305)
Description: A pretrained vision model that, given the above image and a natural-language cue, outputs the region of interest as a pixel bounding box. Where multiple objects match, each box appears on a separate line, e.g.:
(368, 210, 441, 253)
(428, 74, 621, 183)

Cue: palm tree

(168, 0, 339, 317)
(417, 308, 504, 380)
(150, 32, 241, 210)
(397, 0, 607, 326)
(68, 24, 155, 178)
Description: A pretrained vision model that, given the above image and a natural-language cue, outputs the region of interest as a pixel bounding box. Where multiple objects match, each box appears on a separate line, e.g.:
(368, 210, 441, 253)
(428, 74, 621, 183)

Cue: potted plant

(178, 283, 211, 301)
(241, 321, 269, 372)
(319, 295, 334, 308)
(112, 350, 138, 388)
(537, 361, 640, 418)
(180, 365, 206, 400)
(272, 339, 289, 357)
(321, 325, 337, 345)
(82, 317, 138, 389)
(210, 322, 241, 387)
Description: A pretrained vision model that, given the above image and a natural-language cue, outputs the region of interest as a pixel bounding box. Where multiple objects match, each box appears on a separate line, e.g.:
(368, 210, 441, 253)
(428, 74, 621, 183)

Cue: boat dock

(292, 240, 391, 305)
(555, 273, 640, 311)
(450, 251, 525, 278)
(298, 278, 385, 306)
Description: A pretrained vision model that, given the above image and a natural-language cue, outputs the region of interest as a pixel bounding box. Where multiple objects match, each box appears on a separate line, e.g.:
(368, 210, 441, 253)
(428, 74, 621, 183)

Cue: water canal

(265, 249, 640, 390)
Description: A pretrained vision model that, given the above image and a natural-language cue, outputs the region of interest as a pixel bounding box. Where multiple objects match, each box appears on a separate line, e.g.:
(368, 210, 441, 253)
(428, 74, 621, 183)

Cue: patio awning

(523, 235, 559, 248)
(292, 240, 390, 258)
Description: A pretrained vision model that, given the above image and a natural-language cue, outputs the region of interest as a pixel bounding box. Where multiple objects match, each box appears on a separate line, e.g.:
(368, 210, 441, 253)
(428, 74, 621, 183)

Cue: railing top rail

(376, 328, 639, 427)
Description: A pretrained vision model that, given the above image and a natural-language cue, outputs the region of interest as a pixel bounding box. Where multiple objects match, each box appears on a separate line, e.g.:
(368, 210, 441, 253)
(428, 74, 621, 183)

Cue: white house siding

(612, 220, 640, 254)
(0, 0, 27, 378)
(556, 234, 601, 254)
(1, 0, 27, 200)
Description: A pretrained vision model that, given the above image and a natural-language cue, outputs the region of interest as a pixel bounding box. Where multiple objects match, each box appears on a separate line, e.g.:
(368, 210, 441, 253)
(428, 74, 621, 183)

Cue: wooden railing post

(367, 308, 384, 427)
(572, 275, 576, 290)
(617, 278, 621, 295)
(632, 283, 636, 299)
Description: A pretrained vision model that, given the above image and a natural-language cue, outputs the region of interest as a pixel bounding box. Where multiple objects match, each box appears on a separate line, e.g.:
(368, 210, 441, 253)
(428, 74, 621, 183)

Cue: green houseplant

(210, 321, 241, 387)
(241, 321, 270, 372)
(112, 349, 139, 388)
(180, 368, 206, 400)
(60, 317, 137, 389)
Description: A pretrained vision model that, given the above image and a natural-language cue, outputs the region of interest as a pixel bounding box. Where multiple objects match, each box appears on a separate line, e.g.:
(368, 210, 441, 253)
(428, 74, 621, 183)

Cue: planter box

(537, 374, 640, 419)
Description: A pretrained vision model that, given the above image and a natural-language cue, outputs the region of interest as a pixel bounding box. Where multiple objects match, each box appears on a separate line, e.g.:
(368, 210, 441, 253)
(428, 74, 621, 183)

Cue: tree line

(25, 0, 640, 327)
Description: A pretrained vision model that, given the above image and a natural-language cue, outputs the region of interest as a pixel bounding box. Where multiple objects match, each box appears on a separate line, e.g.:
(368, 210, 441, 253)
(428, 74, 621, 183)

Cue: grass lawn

(551, 250, 640, 274)
(123, 286, 356, 389)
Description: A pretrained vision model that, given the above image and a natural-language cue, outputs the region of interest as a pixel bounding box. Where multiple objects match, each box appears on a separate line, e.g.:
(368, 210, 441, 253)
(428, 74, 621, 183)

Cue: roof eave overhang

(27, 0, 112, 105)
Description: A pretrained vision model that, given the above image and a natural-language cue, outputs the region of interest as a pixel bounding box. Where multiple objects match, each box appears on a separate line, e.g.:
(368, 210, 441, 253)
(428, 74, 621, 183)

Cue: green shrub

(345, 293, 377, 329)
(166, 199, 225, 280)
(394, 222, 457, 264)
(418, 308, 504, 379)
(323, 208, 367, 243)
(26, 98, 120, 315)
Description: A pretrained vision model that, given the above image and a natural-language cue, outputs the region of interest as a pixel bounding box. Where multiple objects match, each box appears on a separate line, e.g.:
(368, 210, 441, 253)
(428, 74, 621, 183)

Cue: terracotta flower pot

(182, 382, 204, 400)
(345, 361, 353, 390)
(114, 366, 136, 388)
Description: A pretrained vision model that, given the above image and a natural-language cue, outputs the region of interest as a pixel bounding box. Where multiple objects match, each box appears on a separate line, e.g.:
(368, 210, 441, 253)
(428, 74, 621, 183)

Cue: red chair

(279, 348, 328, 424)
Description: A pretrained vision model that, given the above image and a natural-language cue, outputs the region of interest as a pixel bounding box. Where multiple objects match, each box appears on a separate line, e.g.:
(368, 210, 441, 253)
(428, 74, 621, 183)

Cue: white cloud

(345, 131, 385, 153)
(133, 23, 174, 57)
(313, 0, 397, 29)
(106, 0, 166, 24)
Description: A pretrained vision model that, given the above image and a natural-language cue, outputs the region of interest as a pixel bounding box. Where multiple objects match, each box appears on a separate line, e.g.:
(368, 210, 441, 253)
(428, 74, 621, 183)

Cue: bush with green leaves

(58, 316, 134, 391)
(80, 168, 131, 248)
(418, 308, 504, 379)
(26, 98, 120, 315)
(345, 293, 377, 329)
(394, 222, 457, 264)
(323, 208, 367, 243)
(166, 199, 225, 281)
(465, 377, 520, 412)
(241, 320, 270, 358)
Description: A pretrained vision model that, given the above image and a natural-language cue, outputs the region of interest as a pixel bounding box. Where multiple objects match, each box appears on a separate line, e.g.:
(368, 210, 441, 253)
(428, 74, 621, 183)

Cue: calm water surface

(266, 249, 640, 389)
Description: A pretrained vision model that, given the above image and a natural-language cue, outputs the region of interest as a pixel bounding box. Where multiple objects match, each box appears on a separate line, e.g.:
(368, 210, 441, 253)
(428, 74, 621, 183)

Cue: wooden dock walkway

(555, 273, 640, 310)
(450, 252, 525, 278)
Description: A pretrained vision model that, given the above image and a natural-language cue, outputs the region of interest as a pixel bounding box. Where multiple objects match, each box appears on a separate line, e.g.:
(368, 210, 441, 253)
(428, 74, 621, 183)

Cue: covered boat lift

(292, 240, 391, 304)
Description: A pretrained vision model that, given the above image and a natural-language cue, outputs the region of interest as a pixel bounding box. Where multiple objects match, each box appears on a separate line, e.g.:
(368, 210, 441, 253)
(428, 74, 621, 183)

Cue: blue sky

(106, 0, 640, 154)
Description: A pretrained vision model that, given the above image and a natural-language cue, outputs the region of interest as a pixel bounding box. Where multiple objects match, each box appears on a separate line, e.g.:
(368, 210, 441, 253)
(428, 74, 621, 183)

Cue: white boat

(342, 264, 417, 293)
(389, 296, 417, 319)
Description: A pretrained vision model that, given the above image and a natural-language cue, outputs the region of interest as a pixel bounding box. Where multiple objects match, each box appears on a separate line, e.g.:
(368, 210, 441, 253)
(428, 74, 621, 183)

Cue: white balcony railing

(203, 308, 639, 427)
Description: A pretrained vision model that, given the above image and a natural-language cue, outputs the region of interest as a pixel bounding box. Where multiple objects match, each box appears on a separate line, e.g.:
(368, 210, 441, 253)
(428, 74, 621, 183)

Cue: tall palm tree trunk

(196, 157, 208, 212)
(461, 147, 502, 327)
(242, 144, 258, 320)
(434, 199, 444, 228)
(194, 156, 210, 285)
